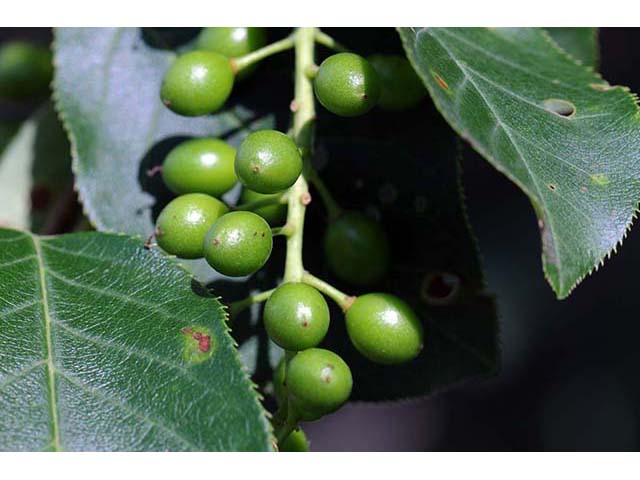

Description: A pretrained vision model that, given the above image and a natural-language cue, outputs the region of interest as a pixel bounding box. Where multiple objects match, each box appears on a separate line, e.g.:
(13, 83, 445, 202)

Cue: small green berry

(204, 211, 272, 277)
(155, 193, 229, 259)
(264, 283, 330, 351)
(368, 54, 426, 111)
(279, 428, 309, 452)
(273, 358, 286, 404)
(160, 50, 234, 117)
(345, 293, 424, 365)
(162, 138, 237, 197)
(0, 41, 52, 100)
(286, 348, 352, 421)
(324, 211, 390, 286)
(239, 188, 287, 226)
(235, 130, 302, 194)
(313, 52, 380, 117)
(196, 27, 267, 79)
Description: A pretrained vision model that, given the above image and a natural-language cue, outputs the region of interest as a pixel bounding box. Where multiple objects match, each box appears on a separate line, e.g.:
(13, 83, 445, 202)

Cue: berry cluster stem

(283, 27, 316, 283)
(233, 35, 295, 74)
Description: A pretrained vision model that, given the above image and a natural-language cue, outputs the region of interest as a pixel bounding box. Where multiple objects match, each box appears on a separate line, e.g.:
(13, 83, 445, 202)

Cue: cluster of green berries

(155, 28, 428, 450)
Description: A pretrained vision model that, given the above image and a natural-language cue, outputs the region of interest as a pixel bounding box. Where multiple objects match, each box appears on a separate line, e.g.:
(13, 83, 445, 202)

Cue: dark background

(305, 28, 640, 451)
(2, 28, 638, 451)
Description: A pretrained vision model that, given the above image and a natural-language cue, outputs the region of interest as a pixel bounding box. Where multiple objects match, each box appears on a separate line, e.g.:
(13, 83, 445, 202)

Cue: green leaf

(400, 27, 640, 298)
(0, 228, 272, 451)
(52, 28, 273, 239)
(0, 103, 72, 232)
(544, 28, 599, 68)
(310, 101, 498, 401)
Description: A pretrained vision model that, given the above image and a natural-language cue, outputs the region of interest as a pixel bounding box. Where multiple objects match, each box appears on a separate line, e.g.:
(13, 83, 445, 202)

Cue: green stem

(301, 271, 354, 311)
(275, 406, 300, 445)
(308, 168, 342, 221)
(283, 27, 316, 283)
(233, 35, 295, 74)
(272, 225, 294, 237)
(228, 288, 275, 319)
(314, 31, 349, 52)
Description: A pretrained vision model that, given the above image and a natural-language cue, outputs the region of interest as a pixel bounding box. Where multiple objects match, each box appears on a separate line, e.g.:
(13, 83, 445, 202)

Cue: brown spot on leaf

(433, 72, 449, 91)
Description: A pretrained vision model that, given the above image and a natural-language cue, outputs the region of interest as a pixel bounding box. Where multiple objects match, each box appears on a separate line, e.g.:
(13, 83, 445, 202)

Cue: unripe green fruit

(204, 211, 272, 277)
(162, 138, 237, 196)
(155, 193, 229, 259)
(240, 188, 287, 226)
(368, 54, 426, 111)
(196, 27, 267, 79)
(160, 50, 234, 117)
(313, 52, 380, 117)
(324, 211, 390, 286)
(264, 283, 330, 351)
(280, 428, 309, 452)
(286, 348, 352, 421)
(273, 358, 286, 404)
(0, 41, 52, 100)
(235, 130, 302, 194)
(345, 293, 424, 365)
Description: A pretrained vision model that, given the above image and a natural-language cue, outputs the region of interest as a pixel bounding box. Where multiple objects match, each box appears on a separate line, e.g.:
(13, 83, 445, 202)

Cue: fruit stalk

(283, 27, 316, 283)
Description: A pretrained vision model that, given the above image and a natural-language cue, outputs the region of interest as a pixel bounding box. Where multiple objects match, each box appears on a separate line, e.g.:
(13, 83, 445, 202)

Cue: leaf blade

(400, 27, 640, 298)
(0, 228, 272, 451)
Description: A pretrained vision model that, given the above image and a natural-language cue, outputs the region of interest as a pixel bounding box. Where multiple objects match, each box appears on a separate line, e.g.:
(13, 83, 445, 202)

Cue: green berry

(280, 428, 309, 452)
(286, 348, 352, 421)
(0, 41, 52, 100)
(273, 358, 286, 404)
(264, 283, 330, 351)
(235, 130, 302, 194)
(196, 27, 267, 79)
(324, 211, 390, 286)
(313, 53, 380, 117)
(368, 54, 426, 111)
(239, 188, 287, 226)
(204, 211, 272, 277)
(345, 293, 423, 365)
(160, 50, 234, 117)
(162, 138, 237, 196)
(155, 193, 229, 259)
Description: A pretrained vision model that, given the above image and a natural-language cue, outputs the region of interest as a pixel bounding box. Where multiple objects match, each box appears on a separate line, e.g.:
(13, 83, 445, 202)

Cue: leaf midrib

(30, 233, 61, 452)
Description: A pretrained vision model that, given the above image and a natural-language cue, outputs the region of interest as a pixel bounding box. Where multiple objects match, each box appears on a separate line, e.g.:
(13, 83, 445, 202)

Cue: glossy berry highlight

(264, 283, 330, 351)
(160, 50, 234, 117)
(286, 348, 352, 421)
(324, 211, 390, 286)
(155, 193, 229, 259)
(196, 27, 267, 79)
(162, 138, 237, 197)
(368, 54, 426, 111)
(235, 130, 302, 194)
(345, 293, 424, 365)
(313, 52, 380, 117)
(204, 211, 272, 277)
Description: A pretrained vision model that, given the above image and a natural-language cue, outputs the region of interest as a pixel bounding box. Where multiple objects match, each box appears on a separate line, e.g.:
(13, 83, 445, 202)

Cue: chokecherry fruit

(0, 41, 52, 100)
(196, 27, 267, 79)
(279, 428, 309, 452)
(155, 193, 229, 259)
(203, 211, 272, 277)
(286, 348, 352, 421)
(162, 138, 237, 196)
(239, 188, 287, 226)
(323, 211, 390, 286)
(367, 54, 426, 111)
(235, 130, 302, 194)
(160, 50, 234, 117)
(264, 283, 330, 351)
(313, 52, 380, 117)
(345, 293, 424, 365)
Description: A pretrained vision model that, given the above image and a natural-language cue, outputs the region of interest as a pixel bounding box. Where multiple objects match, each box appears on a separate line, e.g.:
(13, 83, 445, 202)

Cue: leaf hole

(543, 99, 575, 118)
(548, 183, 557, 192)
(421, 272, 461, 306)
